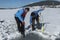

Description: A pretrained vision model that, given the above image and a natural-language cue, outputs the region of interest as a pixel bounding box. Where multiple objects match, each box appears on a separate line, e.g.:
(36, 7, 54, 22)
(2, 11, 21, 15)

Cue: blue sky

(0, 0, 60, 8)
(0, 0, 44, 8)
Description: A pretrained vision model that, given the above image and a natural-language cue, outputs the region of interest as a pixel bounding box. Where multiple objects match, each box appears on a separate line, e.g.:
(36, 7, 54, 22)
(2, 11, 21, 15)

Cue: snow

(0, 6, 60, 40)
(42, 8, 60, 34)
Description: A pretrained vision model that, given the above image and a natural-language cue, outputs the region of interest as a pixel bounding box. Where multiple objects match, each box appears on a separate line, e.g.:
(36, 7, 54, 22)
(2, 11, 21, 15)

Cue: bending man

(15, 8, 30, 37)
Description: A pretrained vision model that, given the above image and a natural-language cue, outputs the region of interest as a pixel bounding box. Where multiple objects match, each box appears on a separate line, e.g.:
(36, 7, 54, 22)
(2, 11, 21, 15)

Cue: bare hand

(22, 21, 25, 25)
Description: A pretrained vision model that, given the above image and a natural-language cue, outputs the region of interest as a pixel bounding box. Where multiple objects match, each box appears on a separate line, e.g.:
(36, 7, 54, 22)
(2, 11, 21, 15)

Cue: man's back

(15, 9, 24, 17)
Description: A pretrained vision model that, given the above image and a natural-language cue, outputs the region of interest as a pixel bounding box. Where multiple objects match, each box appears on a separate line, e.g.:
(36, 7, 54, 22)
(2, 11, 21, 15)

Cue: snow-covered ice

(0, 6, 60, 40)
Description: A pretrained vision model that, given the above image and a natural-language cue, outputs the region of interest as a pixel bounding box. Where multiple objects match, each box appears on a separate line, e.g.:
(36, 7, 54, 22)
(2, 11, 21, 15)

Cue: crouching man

(30, 7, 45, 31)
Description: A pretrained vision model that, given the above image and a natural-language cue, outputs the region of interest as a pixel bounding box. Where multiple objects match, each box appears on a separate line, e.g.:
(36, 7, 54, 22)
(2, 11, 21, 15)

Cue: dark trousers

(15, 17, 25, 36)
(32, 15, 40, 30)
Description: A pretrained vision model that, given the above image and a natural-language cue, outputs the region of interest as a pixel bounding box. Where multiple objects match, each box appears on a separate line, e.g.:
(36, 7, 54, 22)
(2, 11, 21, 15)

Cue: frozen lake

(0, 7, 60, 40)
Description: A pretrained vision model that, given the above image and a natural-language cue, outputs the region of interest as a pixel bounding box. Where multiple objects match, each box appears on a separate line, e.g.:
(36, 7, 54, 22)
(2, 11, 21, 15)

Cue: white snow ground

(0, 6, 60, 40)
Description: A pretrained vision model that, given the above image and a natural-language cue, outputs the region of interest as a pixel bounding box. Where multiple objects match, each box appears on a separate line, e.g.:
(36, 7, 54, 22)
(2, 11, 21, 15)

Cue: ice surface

(0, 6, 60, 40)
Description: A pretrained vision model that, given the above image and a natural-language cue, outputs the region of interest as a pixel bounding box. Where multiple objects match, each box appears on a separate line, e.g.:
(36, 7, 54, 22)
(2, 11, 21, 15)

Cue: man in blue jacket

(30, 7, 45, 31)
(15, 8, 30, 37)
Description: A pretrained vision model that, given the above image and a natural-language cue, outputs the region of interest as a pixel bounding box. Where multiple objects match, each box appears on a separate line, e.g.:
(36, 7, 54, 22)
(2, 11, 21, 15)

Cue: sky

(0, 0, 44, 8)
(0, 0, 60, 8)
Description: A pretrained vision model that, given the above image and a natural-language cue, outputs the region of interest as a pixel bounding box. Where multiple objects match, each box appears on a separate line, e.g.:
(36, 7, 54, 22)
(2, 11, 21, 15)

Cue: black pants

(15, 17, 25, 36)
(31, 15, 40, 30)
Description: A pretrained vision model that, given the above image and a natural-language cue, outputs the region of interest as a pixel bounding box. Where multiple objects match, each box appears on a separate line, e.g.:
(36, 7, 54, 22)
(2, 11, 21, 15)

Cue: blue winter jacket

(15, 9, 25, 22)
(30, 9, 44, 24)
